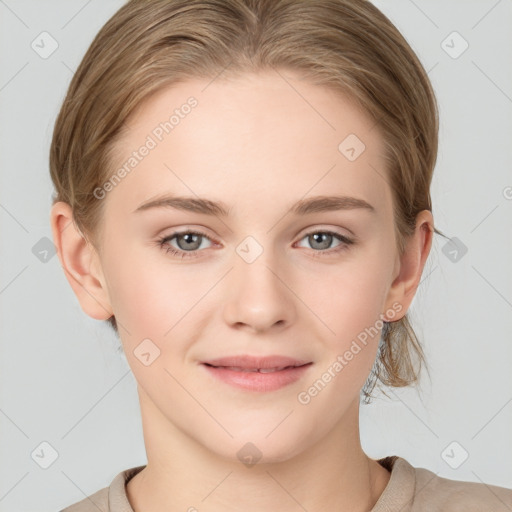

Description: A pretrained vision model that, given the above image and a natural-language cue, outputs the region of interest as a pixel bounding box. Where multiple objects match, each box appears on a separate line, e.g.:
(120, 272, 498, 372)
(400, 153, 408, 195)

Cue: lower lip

(201, 363, 312, 392)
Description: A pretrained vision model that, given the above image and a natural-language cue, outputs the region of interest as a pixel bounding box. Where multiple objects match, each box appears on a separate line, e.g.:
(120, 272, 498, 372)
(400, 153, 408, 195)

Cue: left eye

(295, 230, 354, 257)
(157, 229, 354, 259)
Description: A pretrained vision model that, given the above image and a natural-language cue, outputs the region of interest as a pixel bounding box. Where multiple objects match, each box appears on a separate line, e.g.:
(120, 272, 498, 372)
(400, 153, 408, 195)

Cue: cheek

(299, 268, 388, 407)
(103, 243, 214, 355)
(101, 242, 176, 338)
(304, 256, 391, 340)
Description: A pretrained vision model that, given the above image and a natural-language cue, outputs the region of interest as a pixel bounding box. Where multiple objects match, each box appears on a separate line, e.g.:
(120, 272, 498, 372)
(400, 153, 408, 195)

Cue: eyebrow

(132, 194, 376, 216)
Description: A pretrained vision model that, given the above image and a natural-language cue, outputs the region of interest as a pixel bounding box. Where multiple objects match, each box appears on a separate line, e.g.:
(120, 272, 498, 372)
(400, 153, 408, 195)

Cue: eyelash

(157, 229, 355, 260)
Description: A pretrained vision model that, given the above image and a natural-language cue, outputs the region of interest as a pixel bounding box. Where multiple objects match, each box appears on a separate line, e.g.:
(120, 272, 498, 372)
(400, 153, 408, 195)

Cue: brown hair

(50, 0, 447, 402)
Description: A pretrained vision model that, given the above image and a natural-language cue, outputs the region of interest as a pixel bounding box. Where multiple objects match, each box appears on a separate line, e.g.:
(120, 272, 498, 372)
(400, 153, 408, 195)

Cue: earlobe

(50, 201, 113, 321)
(383, 210, 434, 321)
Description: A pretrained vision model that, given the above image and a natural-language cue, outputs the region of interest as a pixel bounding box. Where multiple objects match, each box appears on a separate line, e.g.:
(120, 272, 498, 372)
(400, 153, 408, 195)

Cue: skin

(51, 69, 433, 511)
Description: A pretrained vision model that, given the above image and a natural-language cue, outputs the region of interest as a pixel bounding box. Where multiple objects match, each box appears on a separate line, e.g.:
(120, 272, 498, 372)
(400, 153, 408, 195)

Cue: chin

(207, 431, 310, 467)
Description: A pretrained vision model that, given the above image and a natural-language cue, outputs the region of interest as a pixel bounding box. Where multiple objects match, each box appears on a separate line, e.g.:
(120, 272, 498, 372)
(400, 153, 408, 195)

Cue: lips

(201, 355, 313, 392)
(201, 355, 312, 372)
(215, 366, 294, 373)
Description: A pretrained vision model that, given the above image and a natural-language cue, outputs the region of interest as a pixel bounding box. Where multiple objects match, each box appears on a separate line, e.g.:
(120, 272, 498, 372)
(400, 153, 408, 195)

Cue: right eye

(157, 229, 215, 259)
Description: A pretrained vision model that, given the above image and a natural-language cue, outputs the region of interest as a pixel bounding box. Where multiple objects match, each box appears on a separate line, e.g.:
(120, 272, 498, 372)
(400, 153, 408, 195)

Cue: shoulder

(375, 456, 512, 511)
(59, 486, 109, 512)
(59, 465, 146, 512)
(412, 463, 512, 511)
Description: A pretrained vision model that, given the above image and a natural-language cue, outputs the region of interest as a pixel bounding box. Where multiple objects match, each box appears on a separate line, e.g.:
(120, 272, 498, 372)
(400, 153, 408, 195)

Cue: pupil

(180, 233, 199, 250)
(312, 233, 331, 249)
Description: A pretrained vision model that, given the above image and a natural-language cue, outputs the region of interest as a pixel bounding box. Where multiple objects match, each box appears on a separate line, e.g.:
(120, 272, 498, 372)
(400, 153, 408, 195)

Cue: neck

(126, 386, 390, 512)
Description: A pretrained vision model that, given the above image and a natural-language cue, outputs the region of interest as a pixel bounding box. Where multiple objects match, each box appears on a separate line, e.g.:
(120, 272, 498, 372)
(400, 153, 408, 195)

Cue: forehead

(105, 70, 391, 219)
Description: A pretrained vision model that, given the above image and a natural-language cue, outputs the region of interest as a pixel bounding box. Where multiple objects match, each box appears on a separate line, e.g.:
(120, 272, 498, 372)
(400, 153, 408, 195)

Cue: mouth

(203, 363, 309, 373)
(201, 354, 312, 370)
(200, 355, 313, 392)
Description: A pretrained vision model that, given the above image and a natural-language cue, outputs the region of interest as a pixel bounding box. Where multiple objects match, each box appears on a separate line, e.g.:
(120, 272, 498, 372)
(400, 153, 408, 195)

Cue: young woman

(50, 0, 512, 510)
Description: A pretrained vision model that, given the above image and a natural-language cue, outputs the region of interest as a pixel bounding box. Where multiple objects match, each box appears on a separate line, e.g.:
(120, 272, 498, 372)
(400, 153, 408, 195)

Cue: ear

(383, 210, 434, 321)
(50, 201, 113, 320)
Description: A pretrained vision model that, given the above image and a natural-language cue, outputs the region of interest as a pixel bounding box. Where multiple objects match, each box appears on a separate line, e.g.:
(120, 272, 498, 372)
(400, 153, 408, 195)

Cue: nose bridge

(223, 234, 294, 331)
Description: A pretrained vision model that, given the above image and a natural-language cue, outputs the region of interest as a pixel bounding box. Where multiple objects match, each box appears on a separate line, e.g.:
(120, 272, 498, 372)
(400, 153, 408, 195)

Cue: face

(91, 70, 404, 463)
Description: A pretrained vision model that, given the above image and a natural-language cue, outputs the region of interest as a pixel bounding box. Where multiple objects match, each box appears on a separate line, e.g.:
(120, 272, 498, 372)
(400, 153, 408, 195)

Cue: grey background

(0, 0, 511, 510)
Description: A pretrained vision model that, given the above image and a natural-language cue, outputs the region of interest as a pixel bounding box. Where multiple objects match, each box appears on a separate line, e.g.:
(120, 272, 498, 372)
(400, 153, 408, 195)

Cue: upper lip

(202, 355, 312, 370)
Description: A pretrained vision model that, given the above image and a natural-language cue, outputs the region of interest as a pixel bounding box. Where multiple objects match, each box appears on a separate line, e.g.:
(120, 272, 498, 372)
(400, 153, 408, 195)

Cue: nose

(222, 250, 296, 333)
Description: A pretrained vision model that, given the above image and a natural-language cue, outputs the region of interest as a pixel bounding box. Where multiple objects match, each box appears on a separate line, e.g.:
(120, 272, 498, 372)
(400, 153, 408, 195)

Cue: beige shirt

(60, 455, 512, 511)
